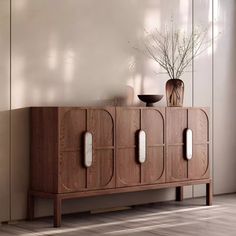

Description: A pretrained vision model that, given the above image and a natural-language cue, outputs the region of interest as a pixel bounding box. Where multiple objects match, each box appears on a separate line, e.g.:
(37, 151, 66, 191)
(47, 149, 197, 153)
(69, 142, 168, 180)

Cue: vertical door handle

(138, 130, 146, 164)
(84, 132, 93, 167)
(186, 129, 193, 160)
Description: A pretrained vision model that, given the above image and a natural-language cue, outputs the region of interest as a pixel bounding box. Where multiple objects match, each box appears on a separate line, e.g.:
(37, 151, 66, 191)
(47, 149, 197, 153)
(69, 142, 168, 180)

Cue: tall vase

(166, 79, 184, 107)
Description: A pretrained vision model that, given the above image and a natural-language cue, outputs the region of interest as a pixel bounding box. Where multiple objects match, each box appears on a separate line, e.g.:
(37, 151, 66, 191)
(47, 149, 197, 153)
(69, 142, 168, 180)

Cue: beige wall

(0, 0, 10, 222)
(213, 0, 236, 194)
(0, 0, 236, 222)
(193, 0, 213, 197)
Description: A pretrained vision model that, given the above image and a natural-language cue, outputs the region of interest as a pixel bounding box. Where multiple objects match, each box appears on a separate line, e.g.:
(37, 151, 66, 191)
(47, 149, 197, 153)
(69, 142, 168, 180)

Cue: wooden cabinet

(29, 106, 212, 227)
(116, 107, 165, 187)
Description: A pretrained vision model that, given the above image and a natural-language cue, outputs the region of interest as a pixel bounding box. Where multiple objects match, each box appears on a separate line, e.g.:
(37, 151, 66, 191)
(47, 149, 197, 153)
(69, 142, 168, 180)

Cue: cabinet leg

(54, 196, 62, 227)
(206, 182, 213, 206)
(27, 192, 34, 220)
(176, 186, 184, 201)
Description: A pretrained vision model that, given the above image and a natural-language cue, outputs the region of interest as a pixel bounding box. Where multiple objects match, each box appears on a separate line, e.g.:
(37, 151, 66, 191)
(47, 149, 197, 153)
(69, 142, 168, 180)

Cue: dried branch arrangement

(140, 25, 212, 79)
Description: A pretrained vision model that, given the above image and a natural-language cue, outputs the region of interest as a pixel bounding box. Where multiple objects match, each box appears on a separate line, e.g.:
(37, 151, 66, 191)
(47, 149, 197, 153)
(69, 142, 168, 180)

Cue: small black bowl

(138, 94, 163, 107)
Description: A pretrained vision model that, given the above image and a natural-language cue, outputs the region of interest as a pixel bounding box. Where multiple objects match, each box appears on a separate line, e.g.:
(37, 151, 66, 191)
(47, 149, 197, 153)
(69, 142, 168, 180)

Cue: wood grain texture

(188, 108, 210, 180)
(60, 151, 86, 192)
(166, 108, 188, 144)
(166, 108, 188, 182)
(142, 147, 165, 184)
(116, 148, 140, 186)
(189, 144, 209, 180)
(166, 108, 210, 182)
(188, 108, 209, 143)
(88, 108, 114, 147)
(116, 108, 141, 187)
(116, 108, 140, 147)
(87, 108, 115, 190)
(31, 107, 116, 194)
(142, 109, 164, 145)
(167, 146, 188, 181)
(116, 107, 165, 187)
(142, 108, 165, 184)
(30, 179, 212, 200)
(29, 106, 211, 228)
(87, 149, 115, 189)
(59, 108, 87, 193)
(30, 107, 59, 193)
(59, 108, 86, 151)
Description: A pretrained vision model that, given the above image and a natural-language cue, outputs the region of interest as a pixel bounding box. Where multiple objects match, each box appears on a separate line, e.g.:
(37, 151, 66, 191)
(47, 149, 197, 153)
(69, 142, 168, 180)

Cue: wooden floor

(1, 194, 236, 236)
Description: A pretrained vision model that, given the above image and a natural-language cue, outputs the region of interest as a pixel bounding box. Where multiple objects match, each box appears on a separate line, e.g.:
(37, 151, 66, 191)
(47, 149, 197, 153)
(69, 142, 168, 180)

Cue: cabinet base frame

(28, 178, 212, 227)
(176, 186, 184, 201)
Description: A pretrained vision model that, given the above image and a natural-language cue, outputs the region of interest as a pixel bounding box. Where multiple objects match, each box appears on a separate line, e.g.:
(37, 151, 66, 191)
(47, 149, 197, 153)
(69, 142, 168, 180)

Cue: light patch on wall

(207, 36, 213, 55)
(213, 0, 220, 54)
(63, 49, 75, 83)
(143, 78, 155, 94)
(179, 0, 190, 24)
(206, 0, 213, 56)
(126, 76, 134, 90)
(48, 48, 58, 70)
(12, 80, 25, 109)
(144, 59, 165, 94)
(13, 0, 27, 12)
(133, 74, 142, 103)
(126, 56, 140, 104)
(208, 0, 213, 22)
(12, 56, 25, 108)
(46, 88, 55, 103)
(147, 59, 161, 74)
(126, 56, 137, 86)
(48, 34, 59, 70)
(144, 9, 161, 32)
(209, 0, 219, 22)
(177, 0, 191, 33)
(31, 88, 41, 105)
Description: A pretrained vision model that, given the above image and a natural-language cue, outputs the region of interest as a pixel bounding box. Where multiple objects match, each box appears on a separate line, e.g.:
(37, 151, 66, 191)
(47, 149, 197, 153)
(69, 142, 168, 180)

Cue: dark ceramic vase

(166, 79, 184, 107)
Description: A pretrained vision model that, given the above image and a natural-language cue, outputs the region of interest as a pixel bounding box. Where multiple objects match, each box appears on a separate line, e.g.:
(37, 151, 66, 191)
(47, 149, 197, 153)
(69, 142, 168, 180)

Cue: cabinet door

(116, 108, 141, 187)
(87, 108, 115, 189)
(166, 108, 188, 182)
(142, 109, 165, 184)
(166, 108, 210, 182)
(59, 107, 115, 193)
(188, 108, 210, 180)
(116, 107, 165, 187)
(59, 108, 86, 192)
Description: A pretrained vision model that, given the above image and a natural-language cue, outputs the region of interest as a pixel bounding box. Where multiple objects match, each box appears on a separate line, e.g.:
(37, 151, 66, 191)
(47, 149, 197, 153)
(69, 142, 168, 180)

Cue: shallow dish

(138, 94, 163, 107)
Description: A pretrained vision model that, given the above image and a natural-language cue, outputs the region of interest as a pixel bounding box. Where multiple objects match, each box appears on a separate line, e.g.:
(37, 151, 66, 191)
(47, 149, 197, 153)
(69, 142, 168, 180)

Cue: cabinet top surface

(30, 106, 209, 109)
